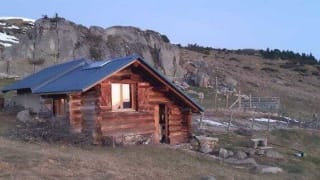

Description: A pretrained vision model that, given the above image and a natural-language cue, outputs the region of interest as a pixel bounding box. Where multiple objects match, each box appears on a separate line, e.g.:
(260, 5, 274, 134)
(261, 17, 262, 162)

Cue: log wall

(68, 65, 192, 145)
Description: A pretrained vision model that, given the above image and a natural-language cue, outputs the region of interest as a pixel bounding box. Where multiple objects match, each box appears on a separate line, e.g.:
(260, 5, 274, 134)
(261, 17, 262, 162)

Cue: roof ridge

(32, 60, 87, 92)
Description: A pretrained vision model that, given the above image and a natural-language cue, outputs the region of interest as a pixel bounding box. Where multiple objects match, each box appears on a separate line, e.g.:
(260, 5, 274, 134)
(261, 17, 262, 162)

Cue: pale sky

(1, 0, 319, 59)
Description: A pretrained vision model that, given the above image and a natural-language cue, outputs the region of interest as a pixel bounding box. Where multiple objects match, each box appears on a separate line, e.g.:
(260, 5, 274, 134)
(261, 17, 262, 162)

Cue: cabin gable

(68, 63, 193, 145)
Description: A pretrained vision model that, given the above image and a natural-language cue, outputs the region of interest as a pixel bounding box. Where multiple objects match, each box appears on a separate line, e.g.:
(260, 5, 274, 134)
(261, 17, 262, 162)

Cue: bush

(161, 34, 170, 43)
(184, 43, 212, 55)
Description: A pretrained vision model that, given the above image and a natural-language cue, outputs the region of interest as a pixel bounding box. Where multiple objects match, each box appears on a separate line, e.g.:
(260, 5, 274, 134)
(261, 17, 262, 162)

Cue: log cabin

(2, 54, 203, 145)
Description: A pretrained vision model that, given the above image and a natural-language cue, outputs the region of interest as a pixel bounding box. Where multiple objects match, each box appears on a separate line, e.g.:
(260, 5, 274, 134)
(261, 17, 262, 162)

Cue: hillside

(0, 16, 319, 118)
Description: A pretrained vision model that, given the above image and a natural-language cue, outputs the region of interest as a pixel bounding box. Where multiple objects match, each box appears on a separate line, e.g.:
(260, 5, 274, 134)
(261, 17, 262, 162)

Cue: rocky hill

(0, 16, 182, 78)
(0, 16, 319, 118)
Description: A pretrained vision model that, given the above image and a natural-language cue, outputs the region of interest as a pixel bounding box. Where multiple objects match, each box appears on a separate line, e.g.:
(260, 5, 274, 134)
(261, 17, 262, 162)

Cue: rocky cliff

(0, 16, 185, 79)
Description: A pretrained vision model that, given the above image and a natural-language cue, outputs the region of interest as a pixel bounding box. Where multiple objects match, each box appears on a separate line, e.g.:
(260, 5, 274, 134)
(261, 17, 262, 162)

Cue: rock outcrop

(0, 16, 184, 79)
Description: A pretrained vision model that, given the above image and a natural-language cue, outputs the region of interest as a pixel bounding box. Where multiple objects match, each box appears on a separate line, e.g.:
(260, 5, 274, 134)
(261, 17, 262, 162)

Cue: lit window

(111, 83, 134, 110)
(53, 98, 66, 116)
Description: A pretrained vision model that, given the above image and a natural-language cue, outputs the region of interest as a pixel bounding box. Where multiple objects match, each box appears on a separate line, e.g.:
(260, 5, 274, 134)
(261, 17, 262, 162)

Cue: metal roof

(2, 54, 204, 112)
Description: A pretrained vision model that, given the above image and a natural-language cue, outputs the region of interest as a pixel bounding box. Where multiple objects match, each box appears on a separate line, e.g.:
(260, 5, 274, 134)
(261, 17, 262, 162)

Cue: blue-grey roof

(1, 59, 87, 93)
(2, 54, 203, 112)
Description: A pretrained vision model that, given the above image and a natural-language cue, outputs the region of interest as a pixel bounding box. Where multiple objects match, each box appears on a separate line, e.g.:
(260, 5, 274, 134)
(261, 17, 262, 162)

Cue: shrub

(161, 34, 170, 43)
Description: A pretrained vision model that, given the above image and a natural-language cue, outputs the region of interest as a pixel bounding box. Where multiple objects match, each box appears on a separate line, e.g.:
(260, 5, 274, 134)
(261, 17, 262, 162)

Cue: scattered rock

(219, 148, 228, 158)
(255, 165, 283, 174)
(265, 150, 284, 159)
(228, 150, 234, 157)
(195, 136, 219, 153)
(235, 150, 248, 160)
(256, 149, 265, 155)
(244, 148, 256, 157)
(219, 148, 234, 159)
(16, 110, 32, 123)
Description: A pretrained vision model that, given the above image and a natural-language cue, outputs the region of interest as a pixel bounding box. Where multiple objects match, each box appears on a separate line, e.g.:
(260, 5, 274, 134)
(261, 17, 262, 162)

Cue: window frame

(111, 83, 136, 112)
(53, 98, 67, 116)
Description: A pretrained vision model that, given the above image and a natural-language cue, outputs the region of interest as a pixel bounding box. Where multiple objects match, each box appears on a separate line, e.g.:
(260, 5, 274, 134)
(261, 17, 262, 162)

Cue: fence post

(226, 94, 229, 108)
(251, 111, 255, 129)
(238, 91, 241, 110)
(199, 112, 204, 129)
(228, 110, 233, 132)
(249, 94, 252, 109)
(214, 76, 218, 111)
(317, 114, 319, 129)
(267, 112, 271, 131)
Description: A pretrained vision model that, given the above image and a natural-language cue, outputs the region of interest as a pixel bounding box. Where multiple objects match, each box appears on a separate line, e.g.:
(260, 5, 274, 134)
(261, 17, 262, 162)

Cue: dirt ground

(0, 111, 320, 180)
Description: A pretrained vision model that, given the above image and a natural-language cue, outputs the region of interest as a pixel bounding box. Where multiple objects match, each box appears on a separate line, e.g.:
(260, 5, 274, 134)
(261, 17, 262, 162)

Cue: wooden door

(159, 104, 169, 143)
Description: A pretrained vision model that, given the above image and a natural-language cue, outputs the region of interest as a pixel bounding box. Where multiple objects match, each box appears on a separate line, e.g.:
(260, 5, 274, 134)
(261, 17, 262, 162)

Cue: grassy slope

(1, 112, 320, 179)
(181, 49, 320, 119)
(215, 129, 320, 180)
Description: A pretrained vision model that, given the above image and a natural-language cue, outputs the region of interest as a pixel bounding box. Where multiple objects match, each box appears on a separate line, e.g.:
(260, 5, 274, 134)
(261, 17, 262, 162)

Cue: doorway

(159, 104, 169, 143)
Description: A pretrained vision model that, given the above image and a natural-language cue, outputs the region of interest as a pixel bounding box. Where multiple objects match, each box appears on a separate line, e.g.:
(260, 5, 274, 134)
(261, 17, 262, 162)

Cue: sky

(1, 0, 320, 59)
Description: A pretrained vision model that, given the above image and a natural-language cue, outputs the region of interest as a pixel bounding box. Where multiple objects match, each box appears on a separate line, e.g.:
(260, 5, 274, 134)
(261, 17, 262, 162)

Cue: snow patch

(252, 118, 287, 124)
(0, 17, 35, 22)
(282, 116, 299, 123)
(0, 22, 6, 26)
(4, 25, 20, 29)
(0, 42, 12, 47)
(197, 119, 233, 127)
(0, 32, 19, 43)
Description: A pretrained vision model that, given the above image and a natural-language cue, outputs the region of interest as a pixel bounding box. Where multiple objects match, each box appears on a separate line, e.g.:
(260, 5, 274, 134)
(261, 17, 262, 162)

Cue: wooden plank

(100, 118, 154, 128)
(102, 125, 155, 136)
(154, 105, 160, 144)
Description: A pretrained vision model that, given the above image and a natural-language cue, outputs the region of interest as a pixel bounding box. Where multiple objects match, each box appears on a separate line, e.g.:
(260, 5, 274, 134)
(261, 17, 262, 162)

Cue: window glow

(111, 83, 132, 110)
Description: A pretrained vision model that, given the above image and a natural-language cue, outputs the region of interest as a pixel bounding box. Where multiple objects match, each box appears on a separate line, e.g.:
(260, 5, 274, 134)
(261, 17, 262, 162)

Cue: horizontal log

(69, 98, 81, 102)
(168, 114, 182, 120)
(169, 121, 182, 126)
(70, 102, 82, 106)
(70, 116, 82, 123)
(169, 126, 183, 132)
(102, 126, 155, 137)
(100, 118, 153, 128)
(101, 111, 152, 118)
(169, 131, 186, 137)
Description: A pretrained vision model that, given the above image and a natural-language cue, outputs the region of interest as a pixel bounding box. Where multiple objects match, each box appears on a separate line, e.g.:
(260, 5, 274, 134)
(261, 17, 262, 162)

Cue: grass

(200, 128, 320, 179)
(0, 112, 273, 180)
(1, 114, 320, 179)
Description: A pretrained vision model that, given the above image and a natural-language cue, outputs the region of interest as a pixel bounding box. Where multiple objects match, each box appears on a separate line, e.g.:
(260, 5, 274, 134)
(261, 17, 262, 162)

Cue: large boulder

(192, 136, 219, 153)
(255, 165, 283, 174)
(219, 148, 234, 159)
(16, 110, 32, 123)
(235, 150, 248, 160)
(265, 150, 284, 159)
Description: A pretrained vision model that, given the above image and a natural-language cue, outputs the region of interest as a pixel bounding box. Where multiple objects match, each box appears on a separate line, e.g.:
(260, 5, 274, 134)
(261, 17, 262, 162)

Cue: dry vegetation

(181, 49, 320, 119)
(0, 112, 320, 179)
